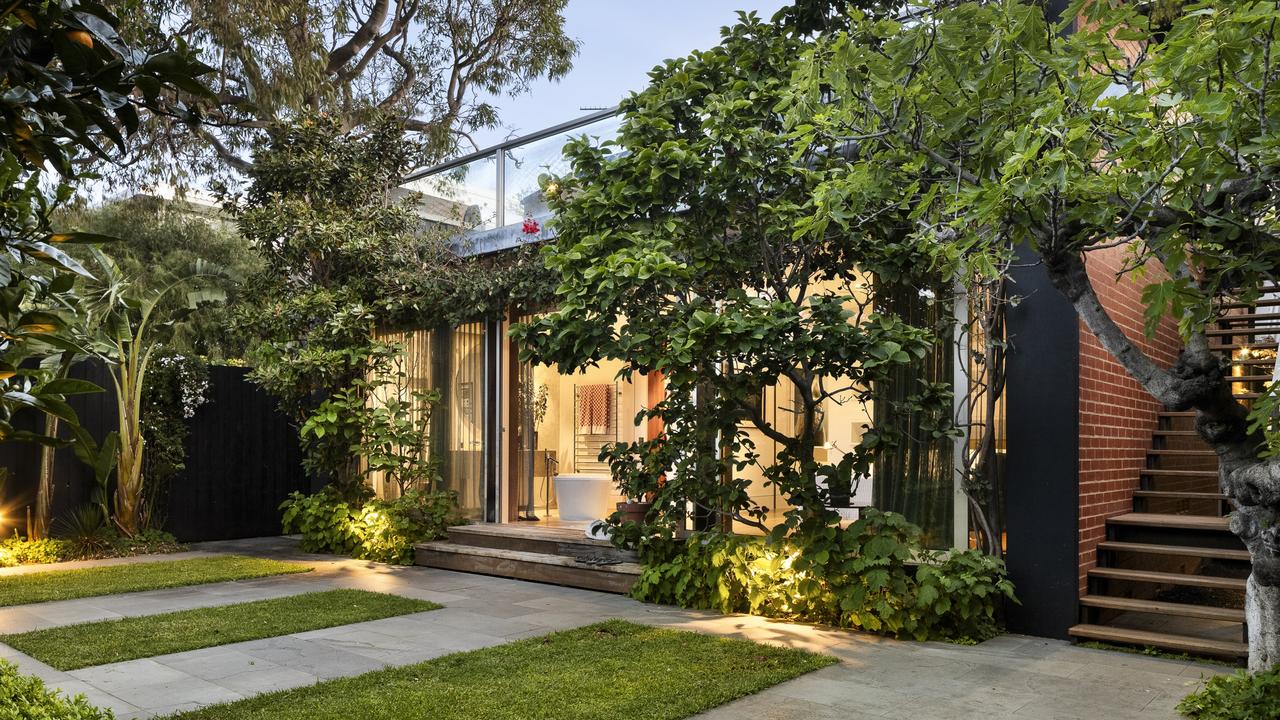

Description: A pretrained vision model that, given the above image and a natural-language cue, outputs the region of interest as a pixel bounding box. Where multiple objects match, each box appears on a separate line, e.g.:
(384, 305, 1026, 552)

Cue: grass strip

(2, 589, 440, 670)
(0, 555, 310, 607)
(164, 619, 836, 720)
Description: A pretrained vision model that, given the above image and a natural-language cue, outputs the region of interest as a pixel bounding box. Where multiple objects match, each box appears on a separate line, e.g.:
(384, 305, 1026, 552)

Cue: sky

(469, 1, 789, 149)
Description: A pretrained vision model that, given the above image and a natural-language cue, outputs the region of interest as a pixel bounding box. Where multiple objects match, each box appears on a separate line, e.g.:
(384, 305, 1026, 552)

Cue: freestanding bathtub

(554, 474, 615, 521)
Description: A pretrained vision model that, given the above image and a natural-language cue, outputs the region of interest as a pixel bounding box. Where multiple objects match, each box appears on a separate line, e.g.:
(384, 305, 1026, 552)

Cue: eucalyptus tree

(795, 0, 1280, 668)
(512, 11, 951, 540)
(112, 0, 577, 184)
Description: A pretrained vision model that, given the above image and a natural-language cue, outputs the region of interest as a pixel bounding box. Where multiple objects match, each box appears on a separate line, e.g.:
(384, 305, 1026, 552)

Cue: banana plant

(81, 250, 226, 535)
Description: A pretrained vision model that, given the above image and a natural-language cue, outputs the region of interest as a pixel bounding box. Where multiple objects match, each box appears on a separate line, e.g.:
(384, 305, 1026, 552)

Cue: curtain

(873, 282, 955, 548)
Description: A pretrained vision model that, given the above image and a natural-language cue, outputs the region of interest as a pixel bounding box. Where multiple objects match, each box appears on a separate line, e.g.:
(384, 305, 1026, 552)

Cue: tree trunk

(34, 415, 58, 540)
(1248, 576, 1280, 672)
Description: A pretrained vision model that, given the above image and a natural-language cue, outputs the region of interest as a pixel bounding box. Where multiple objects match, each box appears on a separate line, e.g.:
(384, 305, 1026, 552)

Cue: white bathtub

(554, 474, 616, 521)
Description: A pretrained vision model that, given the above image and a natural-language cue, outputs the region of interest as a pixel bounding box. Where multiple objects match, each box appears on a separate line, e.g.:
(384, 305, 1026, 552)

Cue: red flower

(522, 216, 540, 235)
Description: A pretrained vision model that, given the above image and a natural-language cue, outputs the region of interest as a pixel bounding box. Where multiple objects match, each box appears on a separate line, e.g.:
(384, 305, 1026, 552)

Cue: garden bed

(0, 529, 186, 569)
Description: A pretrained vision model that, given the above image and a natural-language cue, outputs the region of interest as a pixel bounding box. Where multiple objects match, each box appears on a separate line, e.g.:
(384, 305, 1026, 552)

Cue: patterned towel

(578, 384, 613, 435)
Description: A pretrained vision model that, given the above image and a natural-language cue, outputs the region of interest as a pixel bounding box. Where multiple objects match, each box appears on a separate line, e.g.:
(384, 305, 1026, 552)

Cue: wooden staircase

(1068, 293, 1276, 662)
(414, 524, 641, 594)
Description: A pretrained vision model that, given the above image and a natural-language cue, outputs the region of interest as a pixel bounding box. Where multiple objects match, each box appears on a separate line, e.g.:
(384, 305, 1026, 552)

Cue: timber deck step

(1106, 513, 1230, 531)
(1078, 595, 1244, 623)
(1097, 541, 1250, 562)
(1068, 624, 1247, 660)
(444, 524, 638, 563)
(1088, 567, 1246, 591)
(415, 541, 640, 594)
(1146, 448, 1216, 457)
(1133, 490, 1226, 501)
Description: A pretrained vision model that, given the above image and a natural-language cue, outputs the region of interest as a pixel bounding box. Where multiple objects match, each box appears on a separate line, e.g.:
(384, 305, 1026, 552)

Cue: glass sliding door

(436, 321, 488, 520)
(873, 282, 956, 548)
(368, 328, 435, 500)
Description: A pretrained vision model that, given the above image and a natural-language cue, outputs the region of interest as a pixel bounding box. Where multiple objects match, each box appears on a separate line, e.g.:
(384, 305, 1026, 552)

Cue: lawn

(0, 555, 310, 607)
(164, 620, 836, 720)
(2, 589, 439, 670)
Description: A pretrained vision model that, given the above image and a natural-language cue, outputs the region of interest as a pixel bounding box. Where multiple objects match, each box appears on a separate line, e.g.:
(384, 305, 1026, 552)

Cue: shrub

(1178, 668, 1280, 720)
(0, 535, 68, 568)
(0, 659, 113, 719)
(281, 487, 465, 565)
(106, 529, 184, 558)
(54, 505, 115, 558)
(630, 508, 1016, 643)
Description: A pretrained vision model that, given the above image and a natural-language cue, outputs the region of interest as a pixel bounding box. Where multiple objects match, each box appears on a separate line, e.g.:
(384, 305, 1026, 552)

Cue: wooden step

(1068, 624, 1247, 660)
(1228, 353, 1280, 363)
(1219, 297, 1280, 310)
(1133, 490, 1226, 502)
(1214, 311, 1280, 325)
(1141, 469, 1218, 479)
(1147, 448, 1216, 457)
(1152, 430, 1202, 438)
(1106, 513, 1230, 531)
(1206, 327, 1280, 337)
(1089, 567, 1245, 591)
(1097, 541, 1251, 562)
(415, 542, 640, 594)
(446, 524, 638, 563)
(1229, 375, 1274, 383)
(1079, 595, 1245, 622)
(1159, 411, 1197, 418)
(1212, 340, 1278, 351)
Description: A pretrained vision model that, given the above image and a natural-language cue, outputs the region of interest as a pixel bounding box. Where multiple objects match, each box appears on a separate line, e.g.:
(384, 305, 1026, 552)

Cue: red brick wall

(1077, 246, 1182, 593)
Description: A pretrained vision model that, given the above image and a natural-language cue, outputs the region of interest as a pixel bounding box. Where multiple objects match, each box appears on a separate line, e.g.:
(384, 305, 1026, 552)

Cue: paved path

(0, 536, 1229, 719)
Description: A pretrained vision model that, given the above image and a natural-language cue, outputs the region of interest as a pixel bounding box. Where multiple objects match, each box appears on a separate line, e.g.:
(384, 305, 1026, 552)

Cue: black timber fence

(0, 360, 313, 542)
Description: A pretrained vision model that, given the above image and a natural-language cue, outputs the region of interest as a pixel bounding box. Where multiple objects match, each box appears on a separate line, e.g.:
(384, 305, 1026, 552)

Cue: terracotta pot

(616, 501, 653, 524)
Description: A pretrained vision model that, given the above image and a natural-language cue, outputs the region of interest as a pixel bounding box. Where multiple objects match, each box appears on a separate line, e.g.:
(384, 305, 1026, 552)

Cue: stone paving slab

(0, 536, 1232, 719)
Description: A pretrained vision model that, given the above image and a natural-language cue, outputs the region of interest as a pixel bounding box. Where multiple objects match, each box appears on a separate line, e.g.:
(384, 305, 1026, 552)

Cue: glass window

(404, 155, 499, 231)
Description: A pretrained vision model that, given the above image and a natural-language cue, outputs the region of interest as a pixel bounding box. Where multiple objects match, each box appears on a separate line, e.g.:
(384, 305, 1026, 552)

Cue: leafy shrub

(281, 487, 465, 565)
(0, 535, 68, 568)
(1178, 668, 1280, 719)
(631, 508, 1016, 642)
(0, 659, 113, 719)
(106, 529, 184, 558)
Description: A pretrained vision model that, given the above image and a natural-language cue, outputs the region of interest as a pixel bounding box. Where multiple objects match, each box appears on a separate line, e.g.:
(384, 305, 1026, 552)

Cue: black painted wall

(0, 362, 309, 542)
(1003, 246, 1081, 639)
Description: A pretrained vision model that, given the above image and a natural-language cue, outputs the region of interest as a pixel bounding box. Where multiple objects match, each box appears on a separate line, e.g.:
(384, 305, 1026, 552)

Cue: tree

(512, 11, 951, 541)
(231, 114, 436, 500)
(797, 0, 1280, 668)
(0, 0, 211, 537)
(112, 0, 577, 184)
(57, 196, 262, 361)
